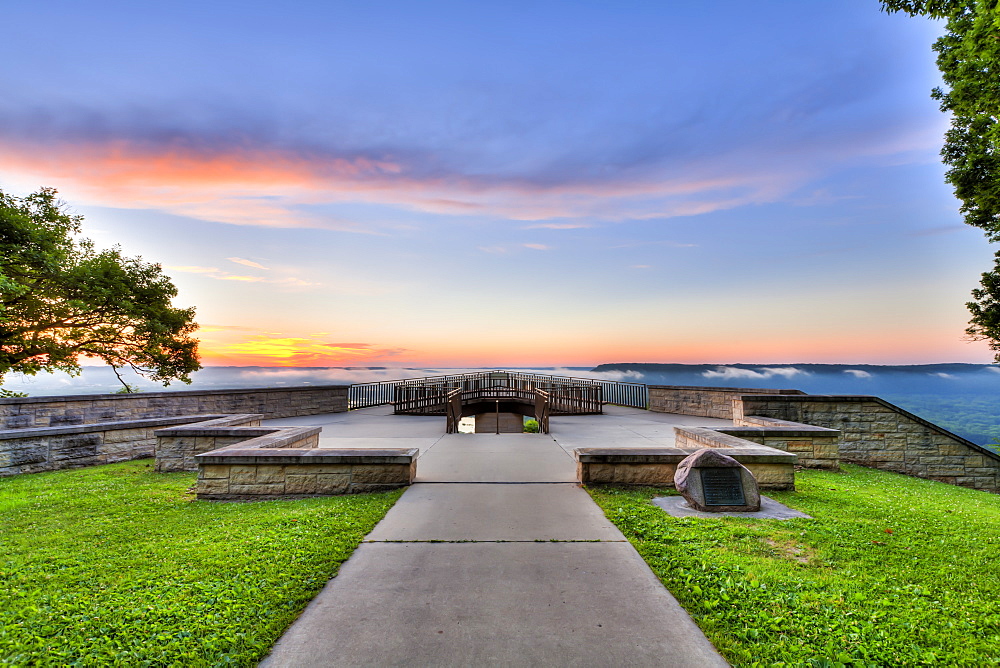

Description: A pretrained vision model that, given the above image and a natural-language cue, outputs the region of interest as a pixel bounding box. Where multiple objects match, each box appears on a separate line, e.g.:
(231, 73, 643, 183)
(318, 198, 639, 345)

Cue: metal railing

(394, 383, 601, 416)
(592, 378, 648, 408)
(392, 385, 457, 414)
(349, 370, 648, 410)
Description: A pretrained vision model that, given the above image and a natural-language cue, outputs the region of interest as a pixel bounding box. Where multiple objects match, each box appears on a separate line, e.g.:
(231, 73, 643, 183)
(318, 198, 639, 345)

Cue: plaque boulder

(674, 448, 761, 512)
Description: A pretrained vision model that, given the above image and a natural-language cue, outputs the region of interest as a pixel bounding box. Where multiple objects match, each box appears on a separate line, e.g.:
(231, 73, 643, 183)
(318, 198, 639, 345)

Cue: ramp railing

(349, 370, 647, 410)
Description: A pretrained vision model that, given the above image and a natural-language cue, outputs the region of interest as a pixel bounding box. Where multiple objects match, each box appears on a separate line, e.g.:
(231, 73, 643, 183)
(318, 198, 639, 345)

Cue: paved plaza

(259, 406, 731, 667)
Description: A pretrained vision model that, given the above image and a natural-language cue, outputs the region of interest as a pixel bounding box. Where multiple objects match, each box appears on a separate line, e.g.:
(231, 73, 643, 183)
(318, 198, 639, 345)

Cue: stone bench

(0, 414, 232, 476)
(678, 421, 841, 470)
(154, 413, 418, 500)
(195, 448, 418, 500)
(576, 442, 797, 490)
(154, 414, 299, 472)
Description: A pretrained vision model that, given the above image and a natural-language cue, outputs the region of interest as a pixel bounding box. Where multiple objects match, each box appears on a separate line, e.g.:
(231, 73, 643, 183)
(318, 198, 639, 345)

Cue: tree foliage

(0, 187, 201, 386)
(881, 0, 1000, 358)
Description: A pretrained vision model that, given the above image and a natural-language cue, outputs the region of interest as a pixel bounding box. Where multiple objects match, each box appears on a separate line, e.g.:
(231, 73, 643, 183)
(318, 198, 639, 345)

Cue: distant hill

(590, 362, 1000, 447)
(591, 362, 992, 375)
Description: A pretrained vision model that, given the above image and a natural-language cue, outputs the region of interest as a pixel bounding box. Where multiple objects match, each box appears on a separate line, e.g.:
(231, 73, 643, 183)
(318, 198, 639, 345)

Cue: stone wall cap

(0, 385, 350, 405)
(675, 426, 789, 449)
(717, 425, 840, 436)
(160, 427, 277, 438)
(648, 385, 805, 394)
(576, 447, 796, 464)
(197, 447, 418, 464)
(153, 414, 265, 436)
(740, 394, 877, 402)
(0, 414, 230, 439)
(205, 426, 322, 450)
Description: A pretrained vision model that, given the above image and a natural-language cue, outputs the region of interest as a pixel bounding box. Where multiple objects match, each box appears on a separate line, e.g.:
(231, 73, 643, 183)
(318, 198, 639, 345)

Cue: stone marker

(674, 448, 761, 512)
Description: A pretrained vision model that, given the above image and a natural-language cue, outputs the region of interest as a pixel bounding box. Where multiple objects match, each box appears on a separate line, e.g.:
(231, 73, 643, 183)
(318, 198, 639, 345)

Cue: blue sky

(1, 0, 992, 366)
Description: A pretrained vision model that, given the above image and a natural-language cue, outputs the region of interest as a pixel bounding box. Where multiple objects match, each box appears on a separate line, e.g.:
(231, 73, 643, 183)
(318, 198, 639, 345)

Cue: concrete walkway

(260, 408, 730, 667)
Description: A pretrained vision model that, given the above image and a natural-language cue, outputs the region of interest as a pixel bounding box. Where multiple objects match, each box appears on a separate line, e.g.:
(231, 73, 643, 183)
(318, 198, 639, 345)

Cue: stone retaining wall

(0, 414, 229, 476)
(725, 417, 840, 469)
(0, 385, 349, 429)
(648, 385, 805, 419)
(196, 449, 417, 500)
(154, 415, 270, 472)
(737, 395, 1000, 492)
(576, 445, 796, 490)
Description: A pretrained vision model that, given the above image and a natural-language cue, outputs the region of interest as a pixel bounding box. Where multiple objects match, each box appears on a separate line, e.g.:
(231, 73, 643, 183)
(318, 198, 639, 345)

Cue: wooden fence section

(535, 390, 551, 434)
(349, 370, 647, 410)
(395, 383, 601, 418)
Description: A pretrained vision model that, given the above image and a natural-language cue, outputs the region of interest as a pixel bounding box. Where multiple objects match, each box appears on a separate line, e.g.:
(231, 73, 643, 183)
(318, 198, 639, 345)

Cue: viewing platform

(264, 403, 737, 483)
(3, 369, 998, 495)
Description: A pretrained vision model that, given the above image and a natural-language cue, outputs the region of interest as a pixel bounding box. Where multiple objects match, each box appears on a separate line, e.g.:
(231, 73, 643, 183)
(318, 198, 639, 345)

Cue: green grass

(588, 465, 1000, 667)
(0, 459, 402, 667)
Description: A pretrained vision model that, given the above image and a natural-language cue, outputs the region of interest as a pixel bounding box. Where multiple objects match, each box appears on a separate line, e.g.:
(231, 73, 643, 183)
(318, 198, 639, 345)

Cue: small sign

(700, 467, 746, 506)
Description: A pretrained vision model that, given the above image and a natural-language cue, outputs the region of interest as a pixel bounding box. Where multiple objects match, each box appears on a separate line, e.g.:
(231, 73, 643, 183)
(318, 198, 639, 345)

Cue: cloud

(610, 240, 698, 249)
(541, 367, 646, 382)
(0, 97, 934, 233)
(521, 222, 593, 230)
(930, 372, 957, 379)
(702, 366, 809, 380)
(844, 369, 872, 378)
(167, 265, 318, 287)
(197, 324, 258, 333)
(218, 275, 317, 286)
(232, 366, 488, 384)
(522, 243, 550, 250)
(203, 334, 408, 366)
(227, 257, 270, 270)
(230, 365, 650, 386)
(630, 264, 651, 269)
(906, 225, 967, 238)
(758, 367, 808, 379)
(477, 246, 507, 254)
(168, 265, 220, 274)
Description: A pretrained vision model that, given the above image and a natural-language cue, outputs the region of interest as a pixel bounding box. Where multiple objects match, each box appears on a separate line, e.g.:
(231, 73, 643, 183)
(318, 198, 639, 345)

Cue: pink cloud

(0, 122, 928, 229)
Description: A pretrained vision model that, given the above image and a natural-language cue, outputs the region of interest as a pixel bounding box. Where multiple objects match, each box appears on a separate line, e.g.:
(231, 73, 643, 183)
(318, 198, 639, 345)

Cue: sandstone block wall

(196, 451, 417, 499)
(727, 416, 840, 469)
(738, 395, 1000, 492)
(648, 385, 805, 419)
(0, 385, 349, 429)
(576, 445, 797, 490)
(154, 415, 267, 472)
(0, 415, 226, 476)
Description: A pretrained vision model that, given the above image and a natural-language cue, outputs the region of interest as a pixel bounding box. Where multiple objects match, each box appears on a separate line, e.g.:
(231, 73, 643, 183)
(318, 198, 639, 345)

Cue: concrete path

(260, 409, 730, 667)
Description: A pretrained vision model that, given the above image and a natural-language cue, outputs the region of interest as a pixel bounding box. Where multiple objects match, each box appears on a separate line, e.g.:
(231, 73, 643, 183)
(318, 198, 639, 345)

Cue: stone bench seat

(195, 448, 418, 500)
(0, 414, 232, 476)
(576, 444, 797, 490)
(676, 423, 841, 471)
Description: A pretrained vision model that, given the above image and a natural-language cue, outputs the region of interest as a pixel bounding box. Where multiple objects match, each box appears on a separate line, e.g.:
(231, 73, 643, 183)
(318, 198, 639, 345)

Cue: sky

(2, 0, 995, 368)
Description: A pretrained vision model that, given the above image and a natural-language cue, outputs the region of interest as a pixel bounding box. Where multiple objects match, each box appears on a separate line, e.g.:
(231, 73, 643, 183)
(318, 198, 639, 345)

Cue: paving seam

(413, 434, 446, 458)
(363, 539, 628, 543)
(409, 480, 576, 484)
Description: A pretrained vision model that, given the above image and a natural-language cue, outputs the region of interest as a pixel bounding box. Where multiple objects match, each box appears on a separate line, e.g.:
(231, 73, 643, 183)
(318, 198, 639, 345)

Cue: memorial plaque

(674, 448, 761, 512)
(699, 467, 746, 506)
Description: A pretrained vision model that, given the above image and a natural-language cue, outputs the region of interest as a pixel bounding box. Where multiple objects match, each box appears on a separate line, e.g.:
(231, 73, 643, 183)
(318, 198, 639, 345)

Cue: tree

(0, 187, 201, 389)
(880, 1, 1000, 358)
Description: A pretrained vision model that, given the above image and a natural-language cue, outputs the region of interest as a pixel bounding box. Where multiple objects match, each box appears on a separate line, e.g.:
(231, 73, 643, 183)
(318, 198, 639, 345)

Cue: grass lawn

(0, 459, 402, 667)
(588, 464, 1000, 667)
